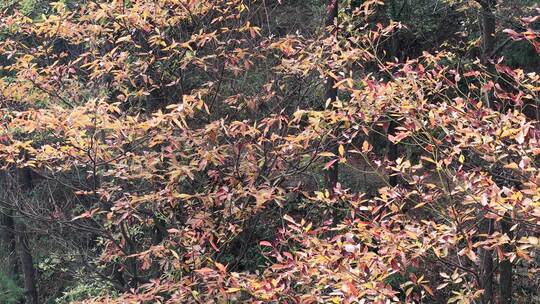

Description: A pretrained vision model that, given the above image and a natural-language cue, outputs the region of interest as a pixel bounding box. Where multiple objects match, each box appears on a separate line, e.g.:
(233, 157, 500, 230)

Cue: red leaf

(324, 159, 338, 170)
(503, 28, 522, 40)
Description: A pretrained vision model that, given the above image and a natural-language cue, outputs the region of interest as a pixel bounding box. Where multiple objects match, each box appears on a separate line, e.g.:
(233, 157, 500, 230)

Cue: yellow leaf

(319, 152, 335, 157)
(503, 163, 519, 170)
(174, 193, 192, 199)
(362, 140, 371, 152)
(500, 129, 513, 138)
(225, 288, 241, 293)
(338, 144, 345, 157)
(116, 35, 132, 43)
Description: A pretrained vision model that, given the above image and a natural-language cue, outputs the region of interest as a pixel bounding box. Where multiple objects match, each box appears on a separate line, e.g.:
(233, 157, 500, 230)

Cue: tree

(0, 1, 539, 303)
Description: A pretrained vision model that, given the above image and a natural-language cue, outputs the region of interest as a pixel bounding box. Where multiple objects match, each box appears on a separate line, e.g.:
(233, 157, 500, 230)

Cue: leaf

(259, 241, 273, 247)
(503, 28, 521, 40)
(503, 163, 519, 170)
(343, 244, 356, 253)
(71, 208, 100, 221)
(362, 140, 371, 152)
(319, 152, 336, 157)
(522, 15, 540, 23)
(338, 144, 345, 157)
(341, 281, 358, 296)
(215, 262, 227, 273)
(225, 288, 242, 293)
(195, 268, 214, 274)
(422, 284, 434, 296)
(283, 214, 296, 224)
(436, 282, 449, 290)
(324, 159, 338, 170)
(413, 202, 427, 209)
(209, 237, 220, 252)
(388, 131, 409, 144)
(174, 193, 193, 199)
(116, 35, 132, 43)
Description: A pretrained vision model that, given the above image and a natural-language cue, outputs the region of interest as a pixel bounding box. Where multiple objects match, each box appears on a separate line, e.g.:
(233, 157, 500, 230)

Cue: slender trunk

(15, 221, 38, 304)
(385, 4, 400, 187)
(16, 168, 39, 304)
(120, 222, 139, 288)
(0, 173, 17, 275)
(387, 119, 399, 187)
(324, 144, 339, 192)
(479, 218, 494, 304)
(325, 0, 338, 28)
(0, 211, 19, 276)
(478, 0, 496, 109)
(480, 4, 516, 255)
(499, 214, 513, 304)
(480, 0, 496, 64)
(324, 0, 339, 192)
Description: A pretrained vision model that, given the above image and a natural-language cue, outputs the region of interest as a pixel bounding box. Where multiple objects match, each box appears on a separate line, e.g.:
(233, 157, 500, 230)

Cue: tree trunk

(0, 211, 19, 276)
(387, 119, 399, 187)
(383, 0, 401, 185)
(477, 0, 496, 109)
(324, 0, 339, 192)
(479, 218, 494, 304)
(0, 172, 18, 276)
(499, 214, 513, 304)
(325, 0, 339, 29)
(16, 167, 39, 304)
(15, 221, 39, 304)
(479, 0, 496, 64)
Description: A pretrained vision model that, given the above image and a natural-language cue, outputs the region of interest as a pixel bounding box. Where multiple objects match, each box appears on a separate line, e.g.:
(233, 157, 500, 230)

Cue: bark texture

(16, 167, 39, 304)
